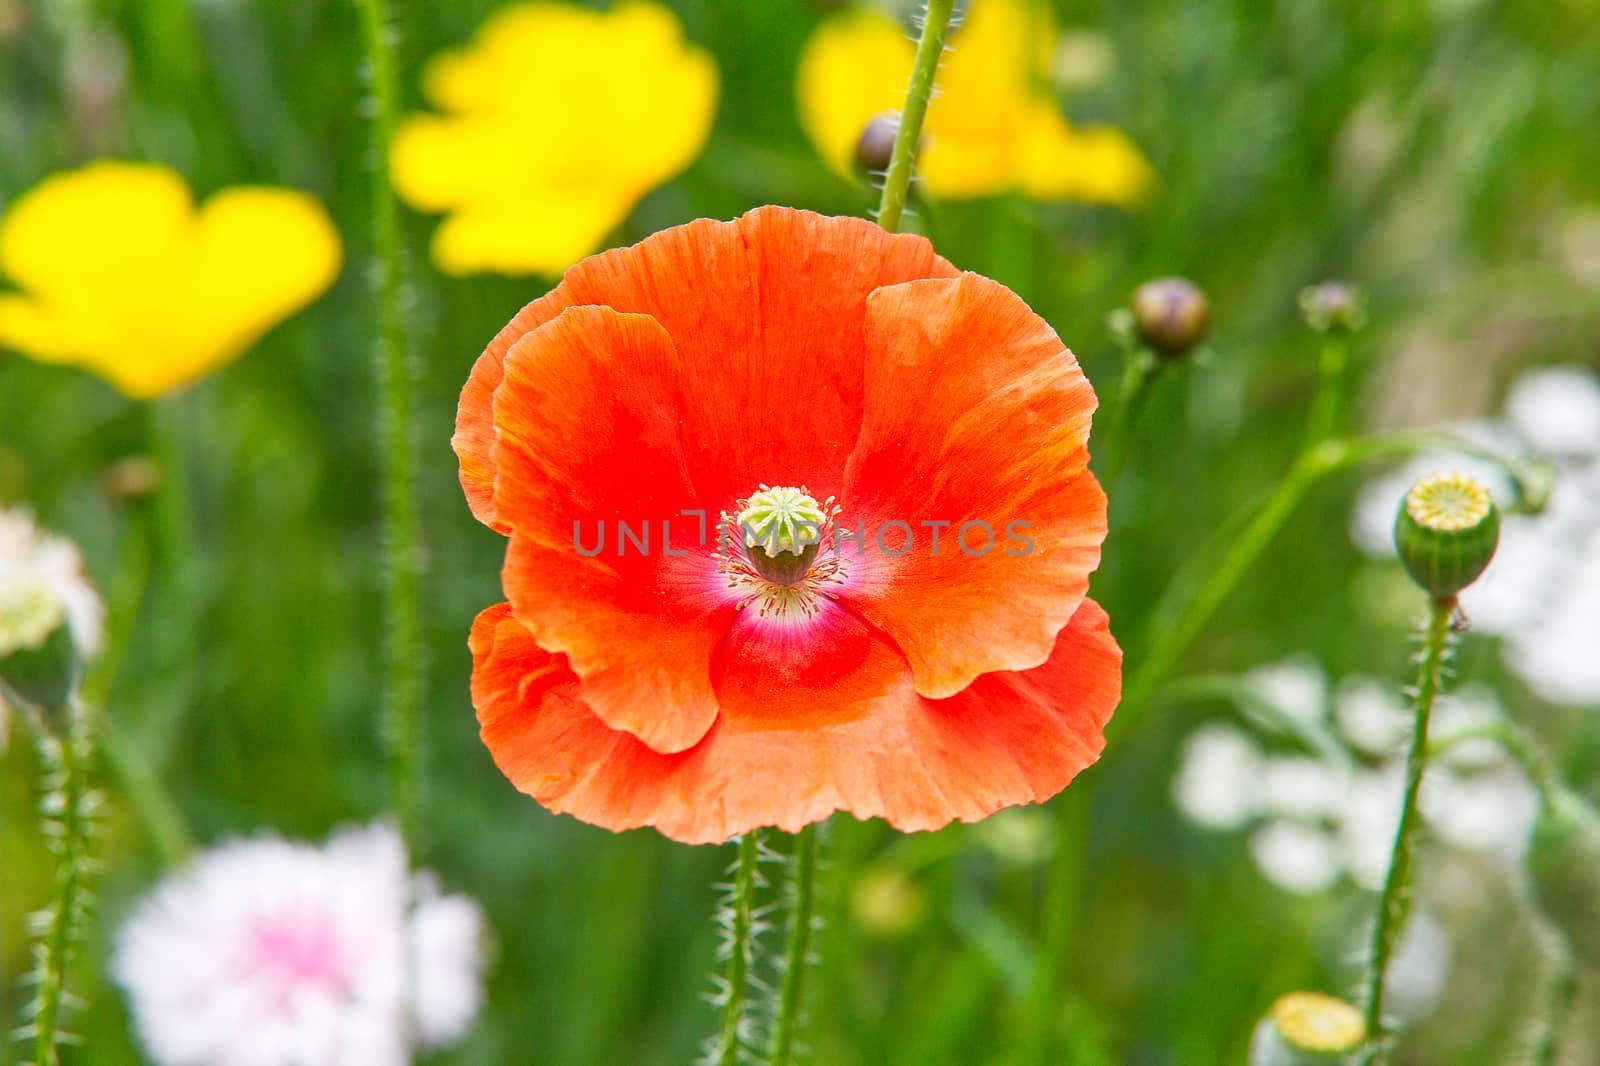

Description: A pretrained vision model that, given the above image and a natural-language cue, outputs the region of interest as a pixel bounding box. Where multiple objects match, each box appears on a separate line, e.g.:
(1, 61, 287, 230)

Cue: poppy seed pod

(1248, 992, 1366, 1066)
(1130, 277, 1211, 357)
(1298, 281, 1367, 334)
(1392, 473, 1500, 600)
(1528, 788, 1600, 968)
(855, 111, 902, 173)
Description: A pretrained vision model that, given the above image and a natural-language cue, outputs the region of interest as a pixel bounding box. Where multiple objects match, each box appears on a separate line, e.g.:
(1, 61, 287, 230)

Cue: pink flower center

(249, 913, 346, 994)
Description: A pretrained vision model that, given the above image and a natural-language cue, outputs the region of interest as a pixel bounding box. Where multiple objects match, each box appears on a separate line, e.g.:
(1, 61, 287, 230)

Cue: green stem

(876, 0, 956, 233)
(356, 0, 422, 842)
(769, 826, 819, 1066)
(1095, 345, 1158, 486)
(1361, 597, 1453, 1065)
(1530, 918, 1576, 1066)
(30, 701, 92, 1066)
(718, 832, 762, 1066)
(1112, 428, 1524, 741)
(1020, 789, 1087, 1064)
(1303, 335, 1349, 449)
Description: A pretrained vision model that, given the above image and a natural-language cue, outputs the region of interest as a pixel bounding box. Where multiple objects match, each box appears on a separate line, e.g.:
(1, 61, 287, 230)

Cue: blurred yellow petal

(432, 193, 630, 277)
(395, 1, 718, 276)
(0, 161, 340, 399)
(794, 9, 914, 178)
(796, 0, 1153, 205)
(1018, 115, 1155, 205)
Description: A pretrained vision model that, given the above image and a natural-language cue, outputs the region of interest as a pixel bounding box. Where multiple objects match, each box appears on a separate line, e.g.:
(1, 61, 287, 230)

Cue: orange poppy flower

(460, 206, 1120, 844)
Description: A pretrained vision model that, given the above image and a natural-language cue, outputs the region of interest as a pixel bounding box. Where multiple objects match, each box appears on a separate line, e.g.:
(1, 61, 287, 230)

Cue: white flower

(1261, 756, 1349, 821)
(1172, 722, 1265, 830)
(113, 823, 486, 1066)
(1504, 366, 1600, 458)
(0, 506, 103, 660)
(1243, 655, 1329, 728)
(1249, 821, 1343, 894)
(1333, 675, 1408, 757)
(1420, 764, 1538, 860)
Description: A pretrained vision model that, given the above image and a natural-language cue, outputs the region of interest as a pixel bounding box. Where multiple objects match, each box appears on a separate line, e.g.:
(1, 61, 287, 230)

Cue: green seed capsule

(1249, 992, 1366, 1065)
(1392, 473, 1500, 600)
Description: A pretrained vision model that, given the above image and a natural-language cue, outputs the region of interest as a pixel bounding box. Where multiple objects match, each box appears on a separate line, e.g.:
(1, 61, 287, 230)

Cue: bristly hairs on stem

(354, 0, 424, 846)
(764, 825, 825, 1066)
(702, 832, 770, 1066)
(1358, 598, 1456, 1066)
(875, 0, 957, 234)
(5, 680, 104, 1066)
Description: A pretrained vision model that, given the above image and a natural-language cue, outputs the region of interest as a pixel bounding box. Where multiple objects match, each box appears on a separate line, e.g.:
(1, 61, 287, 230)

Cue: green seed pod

(1249, 992, 1366, 1065)
(1392, 473, 1500, 599)
(1130, 277, 1211, 357)
(1527, 788, 1600, 969)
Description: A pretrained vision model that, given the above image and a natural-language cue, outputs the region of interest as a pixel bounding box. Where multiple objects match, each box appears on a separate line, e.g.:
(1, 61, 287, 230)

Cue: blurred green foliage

(3, 0, 1599, 1063)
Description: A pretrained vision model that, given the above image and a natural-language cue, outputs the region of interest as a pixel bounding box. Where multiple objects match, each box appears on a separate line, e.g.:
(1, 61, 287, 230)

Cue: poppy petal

(838, 271, 1105, 698)
(471, 598, 1121, 845)
(490, 304, 730, 754)
(454, 206, 956, 530)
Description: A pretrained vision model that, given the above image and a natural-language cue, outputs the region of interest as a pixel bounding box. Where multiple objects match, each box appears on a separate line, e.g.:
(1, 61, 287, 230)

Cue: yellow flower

(391, 1, 718, 277)
(0, 161, 340, 399)
(796, 0, 1153, 205)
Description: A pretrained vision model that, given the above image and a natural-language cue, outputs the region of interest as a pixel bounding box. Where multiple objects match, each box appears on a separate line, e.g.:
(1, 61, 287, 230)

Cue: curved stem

(1094, 346, 1158, 487)
(876, 0, 956, 233)
(1361, 597, 1453, 1064)
(718, 832, 762, 1066)
(355, 0, 422, 842)
(769, 825, 819, 1066)
(1112, 429, 1525, 741)
(1530, 918, 1576, 1066)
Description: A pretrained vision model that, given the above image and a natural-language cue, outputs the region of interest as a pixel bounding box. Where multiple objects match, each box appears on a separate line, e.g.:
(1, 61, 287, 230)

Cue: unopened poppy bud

(1130, 277, 1211, 357)
(855, 111, 902, 173)
(1392, 472, 1499, 600)
(1528, 788, 1600, 968)
(1248, 992, 1366, 1066)
(1298, 281, 1367, 334)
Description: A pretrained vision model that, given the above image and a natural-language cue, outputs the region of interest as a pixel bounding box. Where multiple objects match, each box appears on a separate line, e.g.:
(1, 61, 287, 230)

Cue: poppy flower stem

(768, 824, 820, 1066)
(876, 0, 956, 233)
(356, 0, 424, 844)
(15, 690, 98, 1066)
(1360, 596, 1454, 1065)
(715, 832, 763, 1066)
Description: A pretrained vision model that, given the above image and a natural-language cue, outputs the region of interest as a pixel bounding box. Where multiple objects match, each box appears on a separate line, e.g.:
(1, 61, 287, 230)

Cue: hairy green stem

(1361, 597, 1453, 1064)
(769, 825, 819, 1066)
(718, 833, 762, 1066)
(355, 0, 422, 842)
(876, 0, 956, 233)
(28, 701, 93, 1066)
